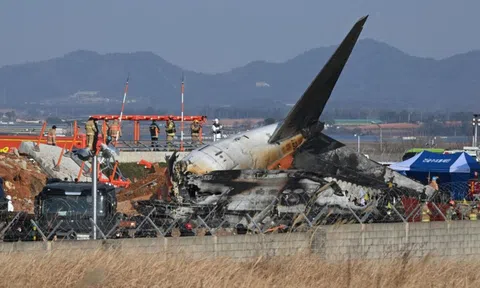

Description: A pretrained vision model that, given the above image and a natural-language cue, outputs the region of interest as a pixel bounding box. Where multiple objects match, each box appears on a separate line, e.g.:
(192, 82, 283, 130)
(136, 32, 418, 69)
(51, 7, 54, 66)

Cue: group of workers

(148, 117, 178, 150)
(46, 116, 222, 151)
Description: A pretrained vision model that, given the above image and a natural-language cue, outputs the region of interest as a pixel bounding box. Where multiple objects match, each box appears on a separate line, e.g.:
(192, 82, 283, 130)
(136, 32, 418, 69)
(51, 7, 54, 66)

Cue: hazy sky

(0, 0, 479, 73)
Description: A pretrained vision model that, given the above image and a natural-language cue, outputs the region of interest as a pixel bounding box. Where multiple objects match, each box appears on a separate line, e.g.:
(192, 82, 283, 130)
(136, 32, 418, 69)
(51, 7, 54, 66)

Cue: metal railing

(115, 139, 211, 152)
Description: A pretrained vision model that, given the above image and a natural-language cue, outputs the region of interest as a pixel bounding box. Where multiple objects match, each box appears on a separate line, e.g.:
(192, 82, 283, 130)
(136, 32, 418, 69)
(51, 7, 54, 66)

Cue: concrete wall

(0, 233, 310, 259)
(117, 151, 188, 163)
(3, 221, 480, 260)
(313, 221, 480, 260)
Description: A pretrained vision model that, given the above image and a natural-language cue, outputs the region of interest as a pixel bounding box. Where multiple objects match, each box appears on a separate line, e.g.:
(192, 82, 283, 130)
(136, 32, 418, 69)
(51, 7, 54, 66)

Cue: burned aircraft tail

(268, 15, 368, 144)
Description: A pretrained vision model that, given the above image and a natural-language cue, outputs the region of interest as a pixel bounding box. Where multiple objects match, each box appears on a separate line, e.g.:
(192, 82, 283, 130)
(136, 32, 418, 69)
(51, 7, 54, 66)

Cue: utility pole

(92, 155, 97, 240)
(473, 114, 479, 147)
(180, 73, 185, 151)
(116, 76, 129, 144)
(372, 121, 382, 154)
(354, 134, 361, 153)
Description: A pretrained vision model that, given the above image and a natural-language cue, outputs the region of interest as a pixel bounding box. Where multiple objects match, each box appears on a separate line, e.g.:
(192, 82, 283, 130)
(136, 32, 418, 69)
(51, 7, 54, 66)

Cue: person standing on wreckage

(212, 118, 222, 142)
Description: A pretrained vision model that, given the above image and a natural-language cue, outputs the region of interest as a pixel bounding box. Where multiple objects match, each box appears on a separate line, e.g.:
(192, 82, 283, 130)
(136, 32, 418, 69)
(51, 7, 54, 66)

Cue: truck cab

(34, 181, 119, 240)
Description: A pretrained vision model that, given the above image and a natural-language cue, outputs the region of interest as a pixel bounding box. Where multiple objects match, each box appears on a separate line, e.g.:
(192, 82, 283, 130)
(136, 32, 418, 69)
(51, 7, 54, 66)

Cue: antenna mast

(180, 73, 185, 151)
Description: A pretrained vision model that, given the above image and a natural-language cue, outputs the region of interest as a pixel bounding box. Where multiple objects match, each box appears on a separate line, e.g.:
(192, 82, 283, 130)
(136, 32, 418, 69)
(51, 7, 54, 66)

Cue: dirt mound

(117, 194, 152, 215)
(116, 164, 168, 215)
(0, 152, 47, 213)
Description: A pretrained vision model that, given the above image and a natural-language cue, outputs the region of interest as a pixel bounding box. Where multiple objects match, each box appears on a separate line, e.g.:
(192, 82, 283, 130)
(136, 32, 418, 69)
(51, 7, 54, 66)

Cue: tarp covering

(389, 151, 480, 184)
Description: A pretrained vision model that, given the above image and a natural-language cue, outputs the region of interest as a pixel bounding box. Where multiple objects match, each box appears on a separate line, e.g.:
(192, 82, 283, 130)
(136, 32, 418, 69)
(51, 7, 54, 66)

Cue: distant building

(333, 119, 383, 126)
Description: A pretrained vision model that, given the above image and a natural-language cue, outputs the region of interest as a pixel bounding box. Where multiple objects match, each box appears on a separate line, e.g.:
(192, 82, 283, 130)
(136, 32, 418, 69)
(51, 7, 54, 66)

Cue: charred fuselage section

(133, 168, 426, 232)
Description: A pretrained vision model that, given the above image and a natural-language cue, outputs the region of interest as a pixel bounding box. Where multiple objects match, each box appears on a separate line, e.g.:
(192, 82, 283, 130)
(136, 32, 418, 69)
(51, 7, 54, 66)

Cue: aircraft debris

(131, 16, 446, 232)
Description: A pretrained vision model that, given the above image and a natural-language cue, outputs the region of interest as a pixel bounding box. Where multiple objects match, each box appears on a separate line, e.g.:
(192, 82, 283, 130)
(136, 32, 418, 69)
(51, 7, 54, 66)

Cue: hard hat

(6, 195, 11, 200)
(214, 118, 219, 122)
(52, 125, 57, 129)
(194, 119, 198, 123)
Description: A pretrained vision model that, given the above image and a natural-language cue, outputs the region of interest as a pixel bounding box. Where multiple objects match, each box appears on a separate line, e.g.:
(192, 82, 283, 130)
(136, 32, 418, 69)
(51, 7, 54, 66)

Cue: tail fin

(268, 15, 368, 144)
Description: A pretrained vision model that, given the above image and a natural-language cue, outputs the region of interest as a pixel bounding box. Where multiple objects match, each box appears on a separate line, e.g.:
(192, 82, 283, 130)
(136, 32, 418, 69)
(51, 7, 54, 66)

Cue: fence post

(52, 143, 67, 171)
(109, 161, 119, 182)
(65, 120, 78, 158)
(30, 220, 47, 242)
(77, 161, 85, 181)
(33, 122, 47, 152)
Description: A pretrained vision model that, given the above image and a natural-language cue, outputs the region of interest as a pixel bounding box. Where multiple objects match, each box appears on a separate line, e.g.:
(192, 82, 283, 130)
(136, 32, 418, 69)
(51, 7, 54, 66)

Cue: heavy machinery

(33, 181, 120, 240)
(1, 178, 199, 242)
(2, 180, 122, 241)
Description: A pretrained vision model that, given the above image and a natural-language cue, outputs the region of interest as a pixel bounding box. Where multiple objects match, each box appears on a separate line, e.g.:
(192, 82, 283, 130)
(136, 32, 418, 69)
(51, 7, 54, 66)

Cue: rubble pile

(116, 165, 167, 214)
(293, 140, 432, 195)
(0, 151, 47, 212)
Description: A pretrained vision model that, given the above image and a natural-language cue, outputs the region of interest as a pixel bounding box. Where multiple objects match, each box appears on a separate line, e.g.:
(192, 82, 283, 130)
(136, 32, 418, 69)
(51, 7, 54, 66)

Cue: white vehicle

(444, 146, 480, 161)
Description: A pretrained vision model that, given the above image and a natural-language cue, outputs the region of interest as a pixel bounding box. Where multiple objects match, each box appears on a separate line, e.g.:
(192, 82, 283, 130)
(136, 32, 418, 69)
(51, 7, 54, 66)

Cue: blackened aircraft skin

(171, 16, 369, 181)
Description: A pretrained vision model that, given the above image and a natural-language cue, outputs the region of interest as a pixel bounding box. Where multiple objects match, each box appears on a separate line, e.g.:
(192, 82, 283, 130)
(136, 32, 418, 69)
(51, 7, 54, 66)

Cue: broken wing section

(268, 15, 368, 144)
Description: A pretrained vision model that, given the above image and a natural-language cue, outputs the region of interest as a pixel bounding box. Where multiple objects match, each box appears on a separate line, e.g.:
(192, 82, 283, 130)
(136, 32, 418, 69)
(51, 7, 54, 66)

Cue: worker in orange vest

(47, 125, 57, 146)
(149, 120, 160, 151)
(108, 119, 122, 141)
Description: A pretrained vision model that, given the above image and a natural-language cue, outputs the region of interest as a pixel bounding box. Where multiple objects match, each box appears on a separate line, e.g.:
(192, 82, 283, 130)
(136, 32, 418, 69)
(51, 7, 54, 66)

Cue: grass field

(0, 249, 478, 287)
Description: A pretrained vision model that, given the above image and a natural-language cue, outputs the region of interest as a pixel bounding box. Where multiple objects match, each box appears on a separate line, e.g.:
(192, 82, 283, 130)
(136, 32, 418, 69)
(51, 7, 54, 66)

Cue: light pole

(473, 114, 479, 147)
(354, 133, 361, 153)
(73, 143, 119, 240)
(371, 121, 382, 153)
(92, 155, 97, 240)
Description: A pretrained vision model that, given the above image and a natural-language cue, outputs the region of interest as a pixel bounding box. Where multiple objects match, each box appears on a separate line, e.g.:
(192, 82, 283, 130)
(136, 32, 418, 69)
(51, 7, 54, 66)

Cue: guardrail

(115, 139, 215, 152)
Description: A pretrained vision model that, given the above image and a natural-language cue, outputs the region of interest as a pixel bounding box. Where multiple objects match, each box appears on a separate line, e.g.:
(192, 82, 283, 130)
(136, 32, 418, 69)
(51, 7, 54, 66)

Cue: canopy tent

(389, 151, 480, 199)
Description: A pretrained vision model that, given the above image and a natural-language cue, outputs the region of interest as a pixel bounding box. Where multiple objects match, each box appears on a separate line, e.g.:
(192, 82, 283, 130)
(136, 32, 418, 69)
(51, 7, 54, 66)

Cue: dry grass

(0, 250, 479, 287)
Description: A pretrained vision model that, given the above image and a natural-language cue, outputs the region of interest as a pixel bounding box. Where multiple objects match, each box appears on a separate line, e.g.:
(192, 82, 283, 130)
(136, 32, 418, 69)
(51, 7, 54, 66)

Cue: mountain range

(1, 39, 479, 113)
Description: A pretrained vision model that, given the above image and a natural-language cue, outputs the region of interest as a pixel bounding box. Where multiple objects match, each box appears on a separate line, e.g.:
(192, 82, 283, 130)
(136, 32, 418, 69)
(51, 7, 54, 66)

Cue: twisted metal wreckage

(132, 15, 447, 234)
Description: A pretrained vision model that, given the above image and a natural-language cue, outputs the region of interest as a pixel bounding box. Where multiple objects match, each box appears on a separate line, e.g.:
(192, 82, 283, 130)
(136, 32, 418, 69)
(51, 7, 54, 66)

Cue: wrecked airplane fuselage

(135, 169, 401, 230)
(133, 16, 447, 232)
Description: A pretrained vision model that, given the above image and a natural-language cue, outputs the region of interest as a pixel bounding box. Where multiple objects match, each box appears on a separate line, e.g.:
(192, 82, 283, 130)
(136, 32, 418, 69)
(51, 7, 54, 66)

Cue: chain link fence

(1, 178, 479, 243)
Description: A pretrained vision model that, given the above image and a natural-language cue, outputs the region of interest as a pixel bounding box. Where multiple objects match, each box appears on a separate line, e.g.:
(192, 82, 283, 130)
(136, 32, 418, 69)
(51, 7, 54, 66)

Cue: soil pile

(116, 164, 167, 214)
(0, 151, 47, 212)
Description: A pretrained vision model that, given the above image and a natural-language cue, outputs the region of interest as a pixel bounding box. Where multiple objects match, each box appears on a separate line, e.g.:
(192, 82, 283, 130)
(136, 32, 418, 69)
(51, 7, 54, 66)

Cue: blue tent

(389, 151, 480, 199)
